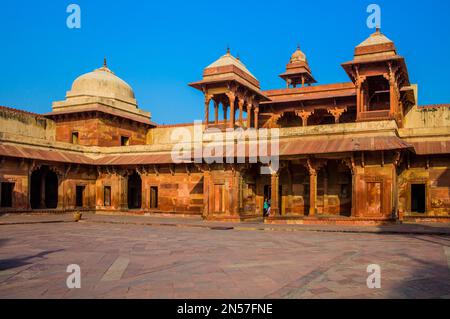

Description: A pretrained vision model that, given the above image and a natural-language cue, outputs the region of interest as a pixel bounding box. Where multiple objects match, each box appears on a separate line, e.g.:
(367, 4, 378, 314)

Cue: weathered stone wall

(354, 155, 395, 219)
(399, 155, 450, 216)
(54, 116, 148, 146)
(0, 158, 30, 211)
(150, 124, 197, 146)
(0, 107, 55, 140)
(61, 168, 97, 210)
(404, 105, 450, 129)
(94, 167, 203, 215)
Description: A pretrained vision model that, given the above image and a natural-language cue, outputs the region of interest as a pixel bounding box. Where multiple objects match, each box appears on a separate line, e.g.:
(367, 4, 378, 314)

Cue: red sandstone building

(0, 29, 449, 224)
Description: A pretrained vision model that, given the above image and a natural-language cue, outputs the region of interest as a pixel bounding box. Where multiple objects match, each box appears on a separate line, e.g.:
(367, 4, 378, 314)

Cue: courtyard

(0, 217, 450, 299)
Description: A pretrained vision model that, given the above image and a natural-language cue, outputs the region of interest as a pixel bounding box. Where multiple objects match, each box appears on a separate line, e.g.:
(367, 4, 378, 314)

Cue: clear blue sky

(0, 0, 449, 124)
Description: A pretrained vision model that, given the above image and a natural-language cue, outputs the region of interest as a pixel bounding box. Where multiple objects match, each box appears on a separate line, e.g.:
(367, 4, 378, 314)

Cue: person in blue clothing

(263, 198, 269, 217)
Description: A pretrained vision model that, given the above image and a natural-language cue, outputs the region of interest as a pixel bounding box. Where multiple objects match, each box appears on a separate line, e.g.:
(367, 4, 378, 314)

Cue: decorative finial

(226, 46, 230, 55)
(297, 44, 300, 50)
(376, 26, 381, 33)
(236, 53, 240, 61)
(103, 57, 107, 68)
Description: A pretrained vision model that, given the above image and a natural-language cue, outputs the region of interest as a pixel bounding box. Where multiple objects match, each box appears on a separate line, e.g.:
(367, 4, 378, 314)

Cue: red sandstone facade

(0, 29, 449, 224)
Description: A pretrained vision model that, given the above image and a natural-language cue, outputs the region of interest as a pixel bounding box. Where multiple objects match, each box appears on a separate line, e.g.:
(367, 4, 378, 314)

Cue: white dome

(67, 63, 136, 103)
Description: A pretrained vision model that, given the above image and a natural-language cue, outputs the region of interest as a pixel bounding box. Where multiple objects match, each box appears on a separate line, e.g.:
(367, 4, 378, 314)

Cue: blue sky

(0, 0, 449, 124)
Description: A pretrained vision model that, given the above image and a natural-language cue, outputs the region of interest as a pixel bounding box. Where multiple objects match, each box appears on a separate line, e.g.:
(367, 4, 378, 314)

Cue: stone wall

(0, 158, 30, 210)
(404, 105, 450, 129)
(54, 115, 148, 146)
(399, 155, 450, 217)
(0, 107, 55, 141)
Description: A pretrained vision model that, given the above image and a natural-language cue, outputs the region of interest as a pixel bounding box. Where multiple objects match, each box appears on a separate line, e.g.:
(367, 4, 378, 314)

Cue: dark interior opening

(104, 186, 111, 207)
(128, 172, 142, 209)
(72, 131, 79, 144)
(45, 171, 58, 209)
(1, 182, 14, 208)
(366, 75, 390, 111)
(121, 136, 130, 146)
(150, 186, 158, 209)
(30, 170, 41, 209)
(30, 166, 58, 209)
(411, 184, 426, 213)
(76, 185, 85, 207)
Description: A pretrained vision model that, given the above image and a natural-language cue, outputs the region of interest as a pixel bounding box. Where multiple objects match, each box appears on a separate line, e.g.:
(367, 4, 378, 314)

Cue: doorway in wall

(76, 185, 85, 208)
(411, 184, 426, 213)
(1, 182, 14, 208)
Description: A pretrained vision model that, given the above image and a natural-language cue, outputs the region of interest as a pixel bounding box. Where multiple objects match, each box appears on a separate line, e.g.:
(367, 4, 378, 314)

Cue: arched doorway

(45, 171, 58, 209)
(319, 160, 352, 217)
(30, 166, 58, 209)
(128, 172, 142, 209)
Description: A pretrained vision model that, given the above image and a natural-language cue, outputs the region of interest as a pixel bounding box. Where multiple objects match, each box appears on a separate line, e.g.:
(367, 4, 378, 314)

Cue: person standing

(263, 199, 269, 217)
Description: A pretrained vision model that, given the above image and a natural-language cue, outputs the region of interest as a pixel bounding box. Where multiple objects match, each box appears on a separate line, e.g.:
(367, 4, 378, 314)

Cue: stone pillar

(323, 170, 328, 214)
(203, 169, 211, 218)
(118, 173, 128, 210)
(214, 100, 219, 124)
(351, 170, 356, 217)
(309, 168, 317, 216)
(246, 102, 252, 128)
(95, 174, 103, 209)
(231, 170, 240, 216)
(238, 98, 244, 127)
(389, 74, 397, 117)
(254, 105, 259, 129)
(227, 92, 236, 129)
(222, 103, 228, 128)
(355, 75, 366, 120)
(57, 178, 64, 210)
(204, 95, 212, 129)
(270, 171, 279, 216)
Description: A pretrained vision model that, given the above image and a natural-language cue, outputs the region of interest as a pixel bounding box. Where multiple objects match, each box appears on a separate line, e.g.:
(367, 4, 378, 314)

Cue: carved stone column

(343, 157, 356, 217)
(270, 171, 279, 216)
(204, 94, 212, 128)
(308, 168, 317, 216)
(246, 101, 252, 128)
(305, 158, 324, 217)
(203, 169, 211, 218)
(214, 100, 219, 124)
(238, 98, 244, 127)
(254, 104, 260, 129)
(222, 103, 228, 128)
(387, 64, 398, 118)
(226, 92, 236, 129)
(355, 72, 366, 120)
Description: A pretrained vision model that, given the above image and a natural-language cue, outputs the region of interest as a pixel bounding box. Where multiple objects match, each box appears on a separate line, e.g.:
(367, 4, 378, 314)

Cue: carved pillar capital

(328, 107, 347, 124)
(295, 110, 313, 127)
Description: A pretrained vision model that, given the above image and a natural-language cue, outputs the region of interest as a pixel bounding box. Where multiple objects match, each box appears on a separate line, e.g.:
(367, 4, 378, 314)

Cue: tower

(279, 46, 316, 88)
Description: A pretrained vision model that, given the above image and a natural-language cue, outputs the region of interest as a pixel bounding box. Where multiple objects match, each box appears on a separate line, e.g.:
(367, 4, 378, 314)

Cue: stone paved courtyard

(1, 220, 450, 299)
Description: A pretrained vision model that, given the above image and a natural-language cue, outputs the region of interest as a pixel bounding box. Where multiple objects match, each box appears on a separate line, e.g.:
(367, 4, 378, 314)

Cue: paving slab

(1, 212, 450, 236)
(0, 221, 450, 298)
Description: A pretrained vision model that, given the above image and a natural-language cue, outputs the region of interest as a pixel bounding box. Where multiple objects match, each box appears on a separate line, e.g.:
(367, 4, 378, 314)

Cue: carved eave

(341, 55, 410, 88)
(188, 78, 270, 102)
(279, 61, 317, 85)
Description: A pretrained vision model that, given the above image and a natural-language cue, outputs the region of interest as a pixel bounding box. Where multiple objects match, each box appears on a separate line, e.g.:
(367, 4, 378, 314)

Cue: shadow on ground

(0, 249, 64, 271)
